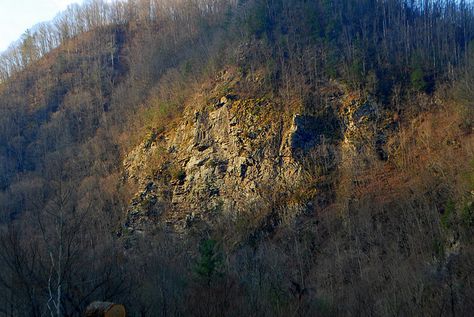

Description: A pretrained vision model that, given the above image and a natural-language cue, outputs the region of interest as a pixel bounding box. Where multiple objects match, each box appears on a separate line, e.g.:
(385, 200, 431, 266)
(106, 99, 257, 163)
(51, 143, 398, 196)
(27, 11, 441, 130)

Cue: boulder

(84, 301, 126, 317)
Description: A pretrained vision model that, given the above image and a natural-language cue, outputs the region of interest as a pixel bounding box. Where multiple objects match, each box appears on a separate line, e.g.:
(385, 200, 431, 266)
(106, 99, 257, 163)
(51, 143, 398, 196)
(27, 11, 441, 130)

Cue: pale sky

(0, 0, 84, 52)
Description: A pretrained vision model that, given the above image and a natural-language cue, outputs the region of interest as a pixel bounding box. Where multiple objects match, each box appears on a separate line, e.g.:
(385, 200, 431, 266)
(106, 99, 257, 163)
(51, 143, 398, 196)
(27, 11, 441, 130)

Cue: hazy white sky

(0, 0, 84, 52)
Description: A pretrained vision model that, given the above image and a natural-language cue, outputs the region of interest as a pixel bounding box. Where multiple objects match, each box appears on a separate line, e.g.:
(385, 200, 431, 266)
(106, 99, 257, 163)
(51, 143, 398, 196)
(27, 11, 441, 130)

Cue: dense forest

(0, 0, 473, 316)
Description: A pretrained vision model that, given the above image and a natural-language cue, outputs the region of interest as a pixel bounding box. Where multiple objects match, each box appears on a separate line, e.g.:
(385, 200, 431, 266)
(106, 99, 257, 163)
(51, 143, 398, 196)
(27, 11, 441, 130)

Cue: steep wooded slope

(0, 0, 473, 316)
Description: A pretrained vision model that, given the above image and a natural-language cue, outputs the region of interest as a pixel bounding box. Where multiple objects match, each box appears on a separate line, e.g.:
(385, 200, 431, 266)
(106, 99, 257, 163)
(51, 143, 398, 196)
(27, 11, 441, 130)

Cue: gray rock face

(121, 76, 396, 235)
(123, 94, 305, 232)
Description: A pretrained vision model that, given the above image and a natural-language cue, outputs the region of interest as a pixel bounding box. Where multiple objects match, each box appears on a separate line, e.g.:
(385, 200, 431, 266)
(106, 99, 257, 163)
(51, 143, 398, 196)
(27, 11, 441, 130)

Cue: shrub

(440, 199, 456, 230)
(410, 66, 428, 92)
(194, 239, 223, 285)
(171, 168, 186, 182)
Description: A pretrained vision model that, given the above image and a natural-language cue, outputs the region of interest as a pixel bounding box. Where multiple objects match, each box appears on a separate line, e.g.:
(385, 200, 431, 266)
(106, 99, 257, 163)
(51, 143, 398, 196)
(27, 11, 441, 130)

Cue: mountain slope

(0, 0, 473, 316)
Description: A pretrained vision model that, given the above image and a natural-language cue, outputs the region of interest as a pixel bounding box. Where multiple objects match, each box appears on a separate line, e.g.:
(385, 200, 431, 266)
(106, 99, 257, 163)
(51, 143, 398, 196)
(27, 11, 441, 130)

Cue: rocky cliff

(121, 68, 397, 238)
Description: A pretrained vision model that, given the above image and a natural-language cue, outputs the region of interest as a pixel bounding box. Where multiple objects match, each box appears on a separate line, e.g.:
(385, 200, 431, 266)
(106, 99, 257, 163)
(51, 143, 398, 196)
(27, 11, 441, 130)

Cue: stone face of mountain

(122, 69, 397, 236)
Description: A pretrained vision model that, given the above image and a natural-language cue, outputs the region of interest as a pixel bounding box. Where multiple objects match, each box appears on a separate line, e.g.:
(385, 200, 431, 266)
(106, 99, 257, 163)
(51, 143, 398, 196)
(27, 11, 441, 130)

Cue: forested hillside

(0, 0, 473, 316)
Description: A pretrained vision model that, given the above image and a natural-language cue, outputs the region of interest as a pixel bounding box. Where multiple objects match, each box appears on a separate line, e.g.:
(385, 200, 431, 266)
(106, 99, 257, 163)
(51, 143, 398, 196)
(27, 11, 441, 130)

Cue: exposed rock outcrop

(121, 70, 397, 236)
